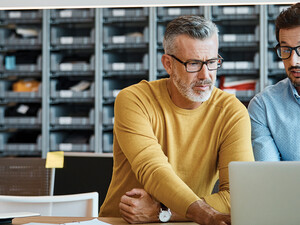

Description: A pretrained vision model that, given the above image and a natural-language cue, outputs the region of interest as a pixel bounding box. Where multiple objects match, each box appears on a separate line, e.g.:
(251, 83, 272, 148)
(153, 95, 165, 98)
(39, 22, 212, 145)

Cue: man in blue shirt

(248, 3, 300, 161)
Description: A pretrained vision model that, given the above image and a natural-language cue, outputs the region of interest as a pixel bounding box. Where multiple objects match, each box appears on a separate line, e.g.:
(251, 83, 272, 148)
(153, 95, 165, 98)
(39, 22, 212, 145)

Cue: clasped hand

(119, 188, 160, 223)
(119, 188, 231, 225)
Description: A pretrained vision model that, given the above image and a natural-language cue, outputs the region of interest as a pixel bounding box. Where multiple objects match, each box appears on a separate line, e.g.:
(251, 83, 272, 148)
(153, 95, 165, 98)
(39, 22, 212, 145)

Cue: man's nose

(289, 49, 300, 66)
(197, 64, 210, 79)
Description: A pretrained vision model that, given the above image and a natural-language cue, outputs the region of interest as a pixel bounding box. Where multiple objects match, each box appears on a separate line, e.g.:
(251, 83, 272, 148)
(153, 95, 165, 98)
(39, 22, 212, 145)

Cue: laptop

(229, 161, 300, 225)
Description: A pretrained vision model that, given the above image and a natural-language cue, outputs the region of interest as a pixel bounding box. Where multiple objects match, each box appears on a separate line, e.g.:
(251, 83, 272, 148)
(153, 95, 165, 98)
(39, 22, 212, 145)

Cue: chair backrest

(0, 158, 54, 196)
(0, 192, 99, 217)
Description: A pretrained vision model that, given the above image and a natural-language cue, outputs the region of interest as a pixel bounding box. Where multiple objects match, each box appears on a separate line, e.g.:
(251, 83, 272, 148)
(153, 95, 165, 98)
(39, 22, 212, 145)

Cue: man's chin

(192, 90, 212, 102)
(289, 76, 300, 87)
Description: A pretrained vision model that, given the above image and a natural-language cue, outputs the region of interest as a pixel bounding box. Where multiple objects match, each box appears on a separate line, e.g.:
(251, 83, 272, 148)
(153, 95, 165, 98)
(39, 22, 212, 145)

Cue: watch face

(159, 210, 171, 222)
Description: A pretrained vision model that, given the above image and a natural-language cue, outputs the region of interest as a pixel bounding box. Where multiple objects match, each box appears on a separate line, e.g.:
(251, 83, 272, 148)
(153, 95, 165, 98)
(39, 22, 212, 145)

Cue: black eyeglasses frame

(168, 54, 223, 72)
(275, 44, 300, 60)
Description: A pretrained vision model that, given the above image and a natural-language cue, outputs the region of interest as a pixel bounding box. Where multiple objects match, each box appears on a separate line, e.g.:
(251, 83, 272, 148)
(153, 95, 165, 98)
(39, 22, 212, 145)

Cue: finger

(126, 188, 145, 197)
(223, 215, 231, 224)
(120, 194, 136, 206)
(120, 208, 136, 224)
(218, 216, 231, 225)
(119, 201, 134, 214)
(120, 211, 133, 224)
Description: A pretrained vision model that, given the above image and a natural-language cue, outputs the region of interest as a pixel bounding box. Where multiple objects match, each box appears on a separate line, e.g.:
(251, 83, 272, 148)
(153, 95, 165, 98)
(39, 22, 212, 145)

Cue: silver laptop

(229, 161, 300, 225)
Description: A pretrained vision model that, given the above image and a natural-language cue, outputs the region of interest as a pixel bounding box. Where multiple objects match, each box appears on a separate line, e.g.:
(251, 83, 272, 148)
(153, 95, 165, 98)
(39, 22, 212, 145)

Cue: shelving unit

(0, 9, 43, 157)
(212, 5, 260, 103)
(48, 9, 96, 156)
(0, 4, 290, 157)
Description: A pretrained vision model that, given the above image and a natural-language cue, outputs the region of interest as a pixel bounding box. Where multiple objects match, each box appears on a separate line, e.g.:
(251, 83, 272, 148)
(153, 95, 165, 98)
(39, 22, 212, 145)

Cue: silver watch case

(159, 208, 172, 222)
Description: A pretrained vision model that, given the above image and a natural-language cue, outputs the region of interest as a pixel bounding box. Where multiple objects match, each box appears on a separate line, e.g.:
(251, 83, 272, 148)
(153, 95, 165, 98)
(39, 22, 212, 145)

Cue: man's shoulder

(210, 88, 244, 107)
(121, 79, 165, 93)
(250, 78, 289, 104)
(209, 88, 247, 113)
(260, 78, 289, 96)
(116, 79, 166, 103)
(248, 78, 290, 113)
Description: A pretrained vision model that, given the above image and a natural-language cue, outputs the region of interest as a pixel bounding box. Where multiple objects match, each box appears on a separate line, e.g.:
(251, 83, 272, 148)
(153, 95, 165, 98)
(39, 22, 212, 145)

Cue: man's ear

(161, 54, 173, 75)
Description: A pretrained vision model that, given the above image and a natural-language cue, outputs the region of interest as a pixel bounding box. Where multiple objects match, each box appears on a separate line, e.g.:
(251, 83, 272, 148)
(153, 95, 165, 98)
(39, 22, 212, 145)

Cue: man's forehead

(279, 26, 300, 37)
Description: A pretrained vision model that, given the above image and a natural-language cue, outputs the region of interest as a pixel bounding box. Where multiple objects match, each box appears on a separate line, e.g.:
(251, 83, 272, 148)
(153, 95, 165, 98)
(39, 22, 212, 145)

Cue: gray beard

(173, 76, 214, 102)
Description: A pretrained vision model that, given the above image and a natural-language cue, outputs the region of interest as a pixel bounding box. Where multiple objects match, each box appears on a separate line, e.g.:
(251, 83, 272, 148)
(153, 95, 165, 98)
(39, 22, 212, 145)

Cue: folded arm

(115, 89, 200, 216)
(119, 188, 230, 224)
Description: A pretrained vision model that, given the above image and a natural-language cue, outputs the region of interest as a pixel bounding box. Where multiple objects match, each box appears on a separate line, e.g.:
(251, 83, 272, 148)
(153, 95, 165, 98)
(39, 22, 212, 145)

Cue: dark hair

(275, 3, 300, 42)
(163, 15, 218, 55)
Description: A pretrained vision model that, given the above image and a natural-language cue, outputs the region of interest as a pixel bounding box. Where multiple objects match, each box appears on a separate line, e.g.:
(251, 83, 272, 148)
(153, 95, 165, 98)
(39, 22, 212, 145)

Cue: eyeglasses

(168, 54, 223, 73)
(275, 44, 300, 60)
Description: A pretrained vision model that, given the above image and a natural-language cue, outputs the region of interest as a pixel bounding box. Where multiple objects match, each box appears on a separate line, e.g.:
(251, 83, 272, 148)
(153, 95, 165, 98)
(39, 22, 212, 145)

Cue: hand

(119, 188, 160, 224)
(186, 200, 231, 225)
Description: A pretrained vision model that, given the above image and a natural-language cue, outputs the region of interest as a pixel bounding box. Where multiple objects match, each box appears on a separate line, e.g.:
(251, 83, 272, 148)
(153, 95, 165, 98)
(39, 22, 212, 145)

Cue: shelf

(0, 5, 287, 157)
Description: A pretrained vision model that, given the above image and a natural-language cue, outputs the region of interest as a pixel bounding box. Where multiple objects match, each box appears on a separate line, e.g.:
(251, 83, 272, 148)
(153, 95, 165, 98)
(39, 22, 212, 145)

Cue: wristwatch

(158, 204, 172, 222)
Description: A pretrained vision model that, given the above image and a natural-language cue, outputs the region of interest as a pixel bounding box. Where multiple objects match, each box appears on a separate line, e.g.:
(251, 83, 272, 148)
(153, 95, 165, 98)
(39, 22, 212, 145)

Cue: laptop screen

(229, 161, 300, 225)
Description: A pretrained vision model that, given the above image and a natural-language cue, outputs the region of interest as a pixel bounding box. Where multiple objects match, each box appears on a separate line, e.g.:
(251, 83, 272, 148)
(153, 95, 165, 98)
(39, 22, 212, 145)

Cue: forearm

(170, 210, 190, 222)
(185, 200, 231, 224)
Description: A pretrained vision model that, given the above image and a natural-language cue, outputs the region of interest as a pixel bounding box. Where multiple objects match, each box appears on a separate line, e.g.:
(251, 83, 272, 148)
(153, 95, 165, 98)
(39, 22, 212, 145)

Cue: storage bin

(51, 54, 95, 72)
(103, 8, 148, 18)
(51, 9, 95, 19)
(0, 10, 42, 20)
(50, 80, 95, 99)
(50, 106, 94, 127)
(103, 54, 149, 72)
(50, 132, 94, 152)
(0, 106, 41, 126)
(0, 132, 42, 152)
(0, 80, 42, 99)
(157, 6, 204, 18)
(104, 27, 149, 45)
(212, 5, 260, 18)
(51, 27, 95, 45)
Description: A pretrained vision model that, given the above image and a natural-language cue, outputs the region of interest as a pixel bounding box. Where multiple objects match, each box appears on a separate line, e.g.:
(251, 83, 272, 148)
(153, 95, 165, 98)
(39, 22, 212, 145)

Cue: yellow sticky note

(46, 151, 64, 168)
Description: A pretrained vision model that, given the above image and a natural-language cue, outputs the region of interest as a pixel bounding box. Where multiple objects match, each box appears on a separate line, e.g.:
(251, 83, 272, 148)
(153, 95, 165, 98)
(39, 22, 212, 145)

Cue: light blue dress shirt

(248, 78, 300, 161)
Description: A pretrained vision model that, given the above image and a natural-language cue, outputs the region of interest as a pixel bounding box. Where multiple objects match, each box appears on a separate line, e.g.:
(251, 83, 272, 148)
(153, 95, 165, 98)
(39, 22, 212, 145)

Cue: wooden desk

(12, 216, 197, 225)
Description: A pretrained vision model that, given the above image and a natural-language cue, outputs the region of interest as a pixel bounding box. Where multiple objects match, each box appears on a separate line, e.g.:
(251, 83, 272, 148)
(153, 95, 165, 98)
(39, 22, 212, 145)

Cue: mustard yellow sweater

(100, 79, 254, 217)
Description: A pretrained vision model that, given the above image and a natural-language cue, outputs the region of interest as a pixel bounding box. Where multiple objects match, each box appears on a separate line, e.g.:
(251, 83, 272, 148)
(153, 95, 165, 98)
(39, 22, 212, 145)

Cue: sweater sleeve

(114, 88, 200, 216)
(203, 101, 254, 213)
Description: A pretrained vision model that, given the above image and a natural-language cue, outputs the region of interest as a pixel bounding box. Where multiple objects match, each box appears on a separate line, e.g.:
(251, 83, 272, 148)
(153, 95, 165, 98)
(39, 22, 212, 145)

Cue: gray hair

(163, 15, 219, 55)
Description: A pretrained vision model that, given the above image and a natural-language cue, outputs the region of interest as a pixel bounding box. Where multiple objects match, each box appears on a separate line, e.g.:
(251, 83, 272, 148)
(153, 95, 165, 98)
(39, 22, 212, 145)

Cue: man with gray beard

(99, 15, 254, 225)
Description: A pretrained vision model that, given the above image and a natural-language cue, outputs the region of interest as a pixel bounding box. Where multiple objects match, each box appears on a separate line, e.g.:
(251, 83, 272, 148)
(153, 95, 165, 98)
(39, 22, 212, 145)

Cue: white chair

(0, 192, 99, 217)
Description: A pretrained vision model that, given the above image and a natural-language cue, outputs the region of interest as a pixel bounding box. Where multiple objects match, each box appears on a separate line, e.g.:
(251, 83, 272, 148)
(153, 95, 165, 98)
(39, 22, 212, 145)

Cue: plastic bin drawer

(50, 106, 94, 126)
(157, 7, 204, 17)
(51, 9, 95, 19)
(103, 8, 148, 18)
(104, 27, 149, 44)
(51, 54, 95, 72)
(103, 54, 149, 72)
(50, 80, 95, 99)
(50, 132, 95, 152)
(51, 27, 95, 45)
(0, 10, 42, 20)
(0, 132, 42, 152)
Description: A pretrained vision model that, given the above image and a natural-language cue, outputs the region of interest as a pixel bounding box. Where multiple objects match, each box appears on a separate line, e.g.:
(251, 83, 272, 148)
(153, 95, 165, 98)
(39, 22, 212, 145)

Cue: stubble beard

(287, 66, 300, 87)
(172, 71, 215, 103)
